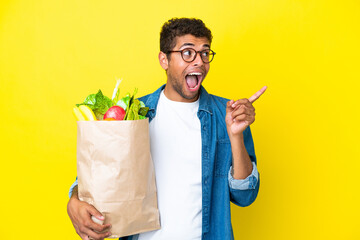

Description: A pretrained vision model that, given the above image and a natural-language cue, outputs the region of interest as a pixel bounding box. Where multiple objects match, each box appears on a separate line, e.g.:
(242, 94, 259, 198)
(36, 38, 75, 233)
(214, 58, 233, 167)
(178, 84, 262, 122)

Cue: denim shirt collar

(144, 84, 213, 120)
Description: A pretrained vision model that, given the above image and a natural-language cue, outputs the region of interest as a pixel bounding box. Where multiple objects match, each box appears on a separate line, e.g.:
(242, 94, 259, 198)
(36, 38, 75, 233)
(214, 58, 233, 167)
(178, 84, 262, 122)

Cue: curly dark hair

(160, 18, 213, 55)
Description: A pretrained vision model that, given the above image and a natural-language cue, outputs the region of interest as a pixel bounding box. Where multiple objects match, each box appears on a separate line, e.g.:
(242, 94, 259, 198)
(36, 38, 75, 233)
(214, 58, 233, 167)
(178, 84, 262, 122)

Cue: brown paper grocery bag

(77, 119, 160, 238)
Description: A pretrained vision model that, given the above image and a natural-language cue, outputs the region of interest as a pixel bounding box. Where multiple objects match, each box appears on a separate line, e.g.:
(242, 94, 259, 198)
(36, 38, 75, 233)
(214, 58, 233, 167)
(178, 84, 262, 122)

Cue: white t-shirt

(138, 90, 202, 240)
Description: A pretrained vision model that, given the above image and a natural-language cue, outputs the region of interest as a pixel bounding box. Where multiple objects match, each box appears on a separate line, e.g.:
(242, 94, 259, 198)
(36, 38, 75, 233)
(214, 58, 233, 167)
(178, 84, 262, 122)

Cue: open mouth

(185, 72, 203, 91)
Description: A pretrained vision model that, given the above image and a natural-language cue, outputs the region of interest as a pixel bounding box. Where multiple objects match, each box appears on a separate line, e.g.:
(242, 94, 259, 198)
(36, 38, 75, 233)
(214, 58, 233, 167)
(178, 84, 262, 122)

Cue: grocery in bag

(74, 80, 160, 238)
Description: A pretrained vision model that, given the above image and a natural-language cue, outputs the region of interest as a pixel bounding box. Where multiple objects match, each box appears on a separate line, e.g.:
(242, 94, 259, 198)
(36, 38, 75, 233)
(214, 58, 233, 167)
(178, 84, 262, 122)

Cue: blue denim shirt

(69, 84, 259, 240)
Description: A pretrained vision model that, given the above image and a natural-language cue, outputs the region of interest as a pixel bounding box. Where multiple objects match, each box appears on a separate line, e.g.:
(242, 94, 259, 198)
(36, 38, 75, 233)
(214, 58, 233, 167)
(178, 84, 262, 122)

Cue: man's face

(160, 34, 211, 102)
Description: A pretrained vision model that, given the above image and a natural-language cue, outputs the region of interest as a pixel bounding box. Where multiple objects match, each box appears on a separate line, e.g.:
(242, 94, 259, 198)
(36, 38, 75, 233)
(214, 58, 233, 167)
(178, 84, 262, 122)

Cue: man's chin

(166, 81, 201, 102)
(180, 87, 201, 101)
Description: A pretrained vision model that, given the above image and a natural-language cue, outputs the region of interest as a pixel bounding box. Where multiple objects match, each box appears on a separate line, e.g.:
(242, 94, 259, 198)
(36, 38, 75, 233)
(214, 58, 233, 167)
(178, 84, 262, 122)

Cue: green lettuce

(76, 90, 113, 120)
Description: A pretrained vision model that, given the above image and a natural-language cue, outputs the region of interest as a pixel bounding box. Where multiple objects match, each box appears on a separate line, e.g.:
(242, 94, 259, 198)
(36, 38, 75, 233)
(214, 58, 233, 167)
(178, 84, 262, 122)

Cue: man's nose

(192, 52, 203, 66)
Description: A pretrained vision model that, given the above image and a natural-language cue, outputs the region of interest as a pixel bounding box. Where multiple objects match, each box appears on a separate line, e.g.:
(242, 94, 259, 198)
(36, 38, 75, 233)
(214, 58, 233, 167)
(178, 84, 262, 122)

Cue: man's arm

(224, 86, 266, 206)
(229, 133, 253, 179)
(67, 184, 112, 240)
(227, 128, 260, 206)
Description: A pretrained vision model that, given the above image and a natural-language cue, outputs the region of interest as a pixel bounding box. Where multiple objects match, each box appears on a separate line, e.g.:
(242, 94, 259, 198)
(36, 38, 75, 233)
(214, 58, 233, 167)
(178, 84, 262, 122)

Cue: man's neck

(163, 84, 199, 103)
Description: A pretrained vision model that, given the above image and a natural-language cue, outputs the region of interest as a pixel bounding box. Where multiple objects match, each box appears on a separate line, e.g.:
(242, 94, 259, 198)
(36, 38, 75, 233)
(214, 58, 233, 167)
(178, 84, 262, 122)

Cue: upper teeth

(188, 72, 202, 76)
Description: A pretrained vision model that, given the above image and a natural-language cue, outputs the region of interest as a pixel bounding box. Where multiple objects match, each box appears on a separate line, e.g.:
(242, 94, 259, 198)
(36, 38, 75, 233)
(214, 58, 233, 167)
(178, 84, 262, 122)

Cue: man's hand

(67, 187, 112, 240)
(226, 86, 267, 136)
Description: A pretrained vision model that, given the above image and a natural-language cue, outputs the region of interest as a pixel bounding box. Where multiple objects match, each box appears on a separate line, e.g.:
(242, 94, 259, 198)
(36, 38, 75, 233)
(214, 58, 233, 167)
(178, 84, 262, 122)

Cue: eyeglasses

(167, 48, 216, 63)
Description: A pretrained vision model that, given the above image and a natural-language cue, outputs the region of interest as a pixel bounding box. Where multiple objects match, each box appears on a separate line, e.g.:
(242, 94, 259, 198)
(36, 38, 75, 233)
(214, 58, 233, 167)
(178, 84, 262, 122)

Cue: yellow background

(1, 0, 359, 239)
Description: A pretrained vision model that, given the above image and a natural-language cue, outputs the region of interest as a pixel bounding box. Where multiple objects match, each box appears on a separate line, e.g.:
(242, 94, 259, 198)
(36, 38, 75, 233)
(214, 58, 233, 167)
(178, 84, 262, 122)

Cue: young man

(67, 18, 265, 240)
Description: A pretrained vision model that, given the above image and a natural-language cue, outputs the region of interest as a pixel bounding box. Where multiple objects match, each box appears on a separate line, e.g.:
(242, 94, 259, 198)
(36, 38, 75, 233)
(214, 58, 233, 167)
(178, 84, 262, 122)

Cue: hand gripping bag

(77, 119, 160, 238)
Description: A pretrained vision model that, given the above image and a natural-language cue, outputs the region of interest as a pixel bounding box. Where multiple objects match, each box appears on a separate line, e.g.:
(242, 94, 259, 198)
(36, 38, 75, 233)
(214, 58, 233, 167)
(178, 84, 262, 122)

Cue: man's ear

(159, 51, 169, 70)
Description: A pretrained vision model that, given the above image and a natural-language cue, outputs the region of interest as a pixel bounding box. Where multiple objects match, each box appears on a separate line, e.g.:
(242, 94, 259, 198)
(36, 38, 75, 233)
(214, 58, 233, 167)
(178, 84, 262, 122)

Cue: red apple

(104, 106, 126, 120)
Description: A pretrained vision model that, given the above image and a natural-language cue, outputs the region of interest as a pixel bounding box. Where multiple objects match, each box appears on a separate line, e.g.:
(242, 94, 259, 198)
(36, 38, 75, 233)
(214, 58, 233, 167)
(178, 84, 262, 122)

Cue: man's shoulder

(207, 93, 229, 105)
(139, 89, 157, 102)
(139, 85, 165, 109)
(205, 92, 229, 114)
(139, 93, 151, 103)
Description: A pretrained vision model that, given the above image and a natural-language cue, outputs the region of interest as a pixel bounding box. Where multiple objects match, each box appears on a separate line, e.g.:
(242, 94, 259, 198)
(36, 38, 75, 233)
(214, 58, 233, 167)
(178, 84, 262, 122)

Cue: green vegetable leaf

(125, 99, 141, 120)
(94, 90, 113, 114)
(116, 94, 130, 111)
(76, 90, 113, 120)
(127, 88, 138, 110)
(76, 94, 95, 107)
(139, 107, 149, 117)
(84, 94, 96, 105)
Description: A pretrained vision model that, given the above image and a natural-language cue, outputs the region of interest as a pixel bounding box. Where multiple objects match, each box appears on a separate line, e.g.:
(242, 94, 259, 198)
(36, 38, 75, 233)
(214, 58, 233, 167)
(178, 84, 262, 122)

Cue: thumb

(87, 205, 104, 220)
(226, 100, 234, 114)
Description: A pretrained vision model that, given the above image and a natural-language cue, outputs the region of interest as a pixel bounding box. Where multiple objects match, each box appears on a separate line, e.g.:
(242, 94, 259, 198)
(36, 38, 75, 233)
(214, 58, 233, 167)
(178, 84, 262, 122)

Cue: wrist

(68, 194, 81, 213)
(70, 185, 79, 200)
(69, 195, 79, 204)
(228, 130, 244, 142)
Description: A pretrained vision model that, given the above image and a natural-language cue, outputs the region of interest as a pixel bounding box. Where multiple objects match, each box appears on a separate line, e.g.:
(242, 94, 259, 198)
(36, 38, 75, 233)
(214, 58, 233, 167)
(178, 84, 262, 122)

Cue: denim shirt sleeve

(68, 177, 78, 198)
(228, 127, 260, 207)
(228, 162, 260, 207)
(228, 161, 258, 190)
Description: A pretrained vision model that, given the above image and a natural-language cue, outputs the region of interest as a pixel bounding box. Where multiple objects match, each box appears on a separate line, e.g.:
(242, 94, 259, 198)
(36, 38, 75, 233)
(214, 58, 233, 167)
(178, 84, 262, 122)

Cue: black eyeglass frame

(167, 48, 216, 63)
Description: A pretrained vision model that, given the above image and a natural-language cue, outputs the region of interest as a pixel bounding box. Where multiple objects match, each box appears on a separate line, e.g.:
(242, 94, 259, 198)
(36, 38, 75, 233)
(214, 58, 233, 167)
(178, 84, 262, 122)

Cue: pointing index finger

(248, 86, 267, 103)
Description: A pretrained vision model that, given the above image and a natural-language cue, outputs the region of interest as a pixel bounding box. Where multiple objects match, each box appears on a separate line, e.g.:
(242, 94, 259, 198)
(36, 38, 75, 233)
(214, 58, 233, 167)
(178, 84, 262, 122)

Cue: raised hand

(225, 86, 267, 136)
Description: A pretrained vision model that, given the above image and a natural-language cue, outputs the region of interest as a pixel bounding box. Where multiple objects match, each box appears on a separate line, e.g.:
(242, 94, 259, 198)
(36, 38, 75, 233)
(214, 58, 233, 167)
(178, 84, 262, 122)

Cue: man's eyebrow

(179, 43, 211, 49)
(179, 43, 195, 48)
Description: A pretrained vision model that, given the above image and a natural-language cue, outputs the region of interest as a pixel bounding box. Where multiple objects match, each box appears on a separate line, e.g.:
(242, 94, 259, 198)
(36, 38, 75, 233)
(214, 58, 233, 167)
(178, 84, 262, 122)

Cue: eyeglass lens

(182, 49, 214, 63)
